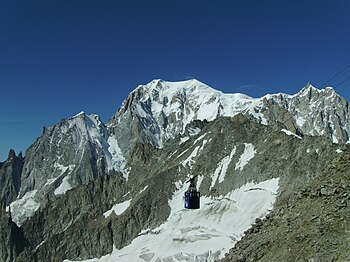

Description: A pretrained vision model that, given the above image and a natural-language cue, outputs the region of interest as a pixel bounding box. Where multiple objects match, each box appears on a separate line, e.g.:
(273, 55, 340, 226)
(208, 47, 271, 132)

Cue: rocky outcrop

(220, 148, 350, 262)
(262, 84, 350, 143)
(0, 150, 24, 205)
(20, 113, 114, 197)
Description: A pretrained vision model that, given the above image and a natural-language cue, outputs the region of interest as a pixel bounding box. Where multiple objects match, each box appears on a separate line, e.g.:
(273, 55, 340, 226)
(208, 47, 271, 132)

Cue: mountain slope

(7, 115, 344, 262)
(221, 147, 350, 262)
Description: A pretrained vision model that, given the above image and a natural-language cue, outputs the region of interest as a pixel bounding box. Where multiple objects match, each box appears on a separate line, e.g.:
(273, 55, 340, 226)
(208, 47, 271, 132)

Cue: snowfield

(65, 178, 279, 262)
(10, 190, 40, 226)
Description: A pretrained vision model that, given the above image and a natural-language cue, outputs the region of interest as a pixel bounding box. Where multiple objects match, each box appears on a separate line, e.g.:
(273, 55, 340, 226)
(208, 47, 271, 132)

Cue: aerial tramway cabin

(184, 175, 200, 209)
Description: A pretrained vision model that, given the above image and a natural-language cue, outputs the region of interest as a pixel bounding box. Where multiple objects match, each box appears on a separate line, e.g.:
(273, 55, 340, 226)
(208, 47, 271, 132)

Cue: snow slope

(10, 190, 40, 226)
(65, 178, 279, 262)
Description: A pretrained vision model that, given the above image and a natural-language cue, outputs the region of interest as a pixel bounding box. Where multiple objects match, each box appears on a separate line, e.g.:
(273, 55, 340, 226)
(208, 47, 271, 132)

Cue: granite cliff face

(261, 84, 350, 143)
(1, 79, 350, 261)
(11, 112, 128, 225)
(0, 150, 24, 205)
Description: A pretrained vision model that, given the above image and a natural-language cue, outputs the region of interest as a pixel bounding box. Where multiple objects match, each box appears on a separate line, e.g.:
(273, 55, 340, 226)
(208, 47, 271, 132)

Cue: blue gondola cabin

(184, 190, 200, 209)
(184, 175, 200, 209)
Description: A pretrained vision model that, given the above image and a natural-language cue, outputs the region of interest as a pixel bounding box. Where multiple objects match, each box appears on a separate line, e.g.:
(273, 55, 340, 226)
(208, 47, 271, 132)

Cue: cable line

(320, 64, 350, 87)
(335, 75, 350, 88)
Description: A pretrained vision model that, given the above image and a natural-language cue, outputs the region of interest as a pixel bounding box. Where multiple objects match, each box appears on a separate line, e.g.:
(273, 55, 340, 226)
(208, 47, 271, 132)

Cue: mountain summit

(110, 79, 350, 151)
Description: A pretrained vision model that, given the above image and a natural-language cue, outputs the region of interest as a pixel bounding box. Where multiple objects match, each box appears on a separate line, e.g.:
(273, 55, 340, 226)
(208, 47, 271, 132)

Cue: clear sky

(1, 0, 350, 160)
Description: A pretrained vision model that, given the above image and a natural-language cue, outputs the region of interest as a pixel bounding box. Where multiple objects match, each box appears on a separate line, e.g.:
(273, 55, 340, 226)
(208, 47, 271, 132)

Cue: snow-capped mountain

(1, 78, 350, 261)
(259, 83, 350, 143)
(12, 112, 127, 225)
(8, 79, 350, 225)
(109, 79, 350, 157)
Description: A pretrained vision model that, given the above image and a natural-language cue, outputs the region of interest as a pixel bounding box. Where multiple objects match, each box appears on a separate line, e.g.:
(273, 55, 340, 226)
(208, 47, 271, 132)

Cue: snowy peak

(110, 79, 350, 155)
(14, 111, 128, 224)
(110, 79, 262, 152)
(117, 79, 220, 114)
(67, 112, 107, 143)
(296, 83, 338, 101)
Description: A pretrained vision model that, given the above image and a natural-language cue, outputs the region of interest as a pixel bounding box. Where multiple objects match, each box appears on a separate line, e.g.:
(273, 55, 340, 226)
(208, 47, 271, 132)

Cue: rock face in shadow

(0, 202, 30, 262)
(0, 150, 24, 205)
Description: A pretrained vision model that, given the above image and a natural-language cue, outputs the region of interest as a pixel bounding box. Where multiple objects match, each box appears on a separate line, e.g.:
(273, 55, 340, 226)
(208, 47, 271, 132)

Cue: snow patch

(10, 190, 40, 226)
(104, 200, 131, 218)
(188, 127, 201, 136)
(281, 129, 302, 139)
(210, 147, 236, 189)
(180, 136, 190, 144)
(107, 135, 129, 180)
(139, 185, 148, 194)
(295, 116, 306, 127)
(336, 149, 343, 154)
(193, 133, 206, 144)
(181, 139, 208, 169)
(44, 177, 59, 187)
(235, 143, 256, 171)
(54, 162, 69, 174)
(181, 145, 201, 168)
(54, 176, 73, 195)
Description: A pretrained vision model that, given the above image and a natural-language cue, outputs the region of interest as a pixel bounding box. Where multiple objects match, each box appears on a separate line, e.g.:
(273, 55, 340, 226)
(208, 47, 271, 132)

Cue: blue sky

(1, 0, 350, 160)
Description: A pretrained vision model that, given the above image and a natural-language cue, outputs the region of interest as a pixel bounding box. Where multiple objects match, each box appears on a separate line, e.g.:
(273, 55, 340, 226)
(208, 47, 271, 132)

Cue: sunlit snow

(336, 149, 343, 153)
(210, 147, 236, 189)
(181, 139, 208, 169)
(107, 135, 129, 180)
(281, 129, 302, 139)
(10, 190, 40, 226)
(103, 200, 131, 218)
(235, 143, 256, 171)
(54, 176, 73, 195)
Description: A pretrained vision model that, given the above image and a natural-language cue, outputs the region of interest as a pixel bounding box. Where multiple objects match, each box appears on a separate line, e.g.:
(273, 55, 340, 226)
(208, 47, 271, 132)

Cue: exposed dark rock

(0, 150, 24, 205)
(220, 149, 350, 262)
(0, 202, 30, 261)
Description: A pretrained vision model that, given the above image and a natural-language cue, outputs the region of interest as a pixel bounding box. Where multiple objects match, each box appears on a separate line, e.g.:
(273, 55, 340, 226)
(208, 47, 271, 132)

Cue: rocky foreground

(221, 148, 350, 262)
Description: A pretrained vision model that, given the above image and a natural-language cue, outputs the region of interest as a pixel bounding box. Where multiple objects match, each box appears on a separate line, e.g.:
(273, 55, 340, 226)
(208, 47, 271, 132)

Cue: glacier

(65, 178, 279, 262)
